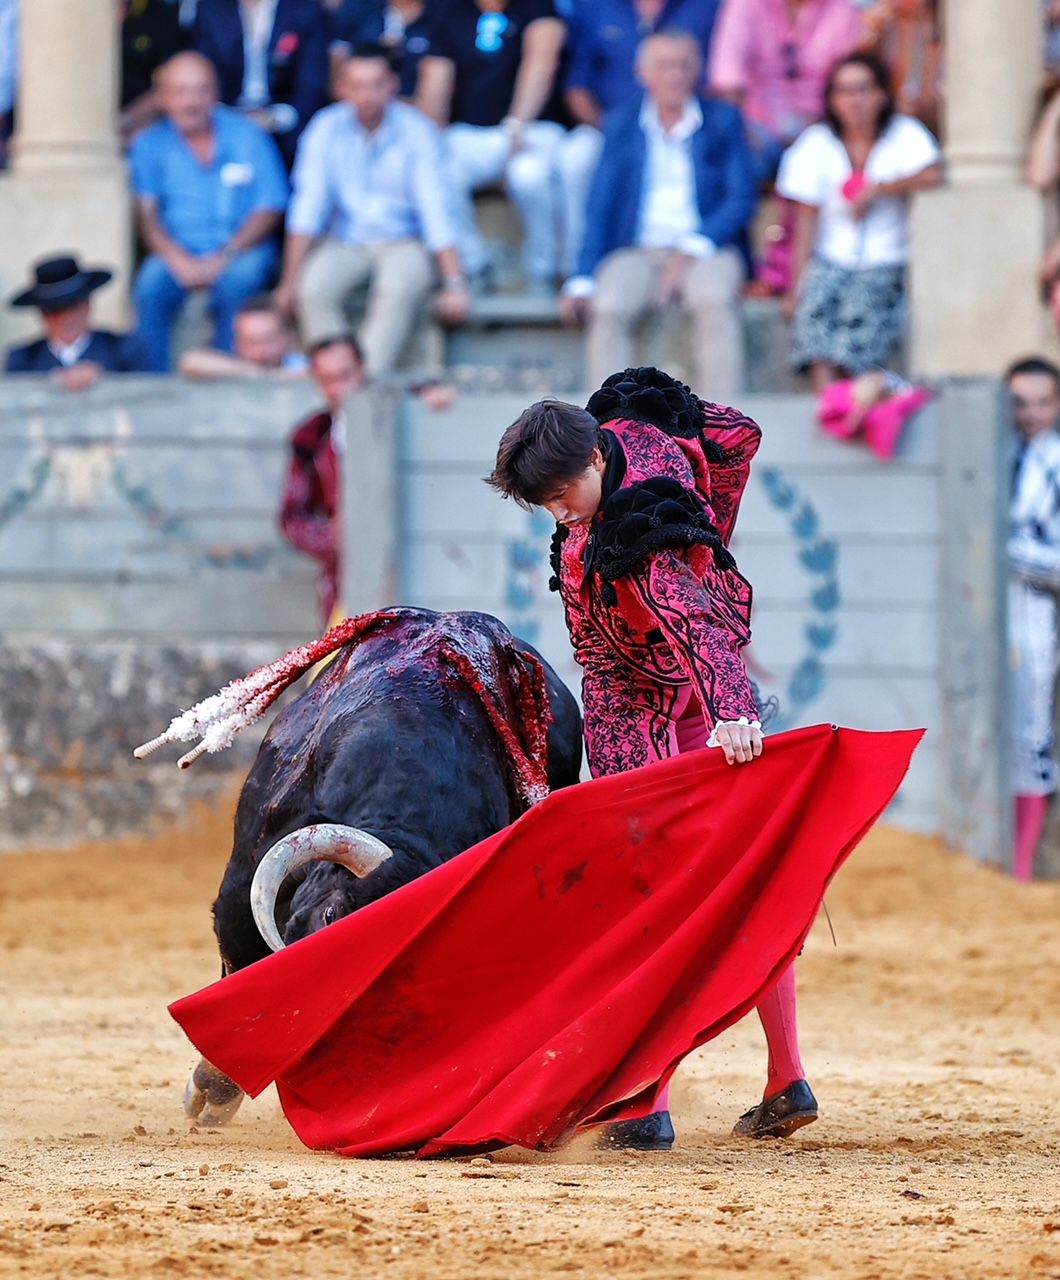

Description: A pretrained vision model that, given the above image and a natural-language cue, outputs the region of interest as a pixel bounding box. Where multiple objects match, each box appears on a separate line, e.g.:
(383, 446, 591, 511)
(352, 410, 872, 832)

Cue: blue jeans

(133, 242, 278, 371)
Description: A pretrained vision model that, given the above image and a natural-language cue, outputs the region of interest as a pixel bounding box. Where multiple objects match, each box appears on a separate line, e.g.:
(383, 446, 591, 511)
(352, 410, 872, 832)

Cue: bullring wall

(0, 377, 1003, 856)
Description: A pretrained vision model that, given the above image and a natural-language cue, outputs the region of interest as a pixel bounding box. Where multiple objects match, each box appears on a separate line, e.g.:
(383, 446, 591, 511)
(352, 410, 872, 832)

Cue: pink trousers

(652, 692, 805, 1107)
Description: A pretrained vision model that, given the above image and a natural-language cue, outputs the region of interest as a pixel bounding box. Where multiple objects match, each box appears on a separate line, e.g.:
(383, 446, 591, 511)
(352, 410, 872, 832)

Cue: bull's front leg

(184, 1057, 244, 1127)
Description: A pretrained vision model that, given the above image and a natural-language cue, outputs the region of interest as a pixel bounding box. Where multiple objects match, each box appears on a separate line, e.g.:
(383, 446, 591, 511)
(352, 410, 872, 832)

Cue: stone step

(444, 293, 815, 394)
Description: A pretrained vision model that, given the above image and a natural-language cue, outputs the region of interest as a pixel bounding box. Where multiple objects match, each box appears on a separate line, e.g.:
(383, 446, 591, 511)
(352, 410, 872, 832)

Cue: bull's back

(234, 610, 558, 867)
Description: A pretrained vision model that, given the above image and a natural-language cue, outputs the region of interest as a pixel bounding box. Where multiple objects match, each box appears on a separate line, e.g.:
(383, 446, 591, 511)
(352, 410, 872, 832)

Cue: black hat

(9, 255, 113, 312)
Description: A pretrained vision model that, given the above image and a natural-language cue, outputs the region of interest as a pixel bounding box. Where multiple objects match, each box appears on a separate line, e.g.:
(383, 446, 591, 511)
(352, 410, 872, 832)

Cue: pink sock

(651, 1081, 671, 1112)
(757, 963, 805, 1098)
(1014, 794, 1047, 882)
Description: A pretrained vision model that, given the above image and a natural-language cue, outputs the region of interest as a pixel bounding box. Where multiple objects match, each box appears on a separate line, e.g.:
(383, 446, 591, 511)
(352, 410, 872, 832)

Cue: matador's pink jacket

(552, 389, 762, 778)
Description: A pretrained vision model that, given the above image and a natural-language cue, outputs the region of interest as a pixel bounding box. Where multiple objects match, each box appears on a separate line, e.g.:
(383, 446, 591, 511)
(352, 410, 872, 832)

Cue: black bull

(184, 608, 583, 1125)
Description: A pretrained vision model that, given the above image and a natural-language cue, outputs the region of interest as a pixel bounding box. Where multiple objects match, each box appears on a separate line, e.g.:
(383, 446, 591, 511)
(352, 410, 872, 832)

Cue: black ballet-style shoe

(732, 1079, 818, 1139)
(596, 1109, 676, 1151)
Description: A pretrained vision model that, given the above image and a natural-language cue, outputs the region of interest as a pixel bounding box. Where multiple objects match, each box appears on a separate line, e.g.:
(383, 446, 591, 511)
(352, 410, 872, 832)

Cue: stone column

(0, 0, 131, 348)
(910, 1, 1046, 375)
(13, 0, 122, 172)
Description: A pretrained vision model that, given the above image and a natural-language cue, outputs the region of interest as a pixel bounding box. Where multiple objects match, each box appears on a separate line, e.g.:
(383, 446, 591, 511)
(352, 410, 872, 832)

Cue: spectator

(280, 334, 364, 623)
(416, 0, 567, 290)
(1006, 357, 1060, 882)
(871, 0, 941, 133)
(279, 333, 455, 622)
(193, 0, 329, 167)
(130, 52, 289, 371)
(559, 0, 722, 274)
(5, 254, 149, 390)
(776, 52, 941, 391)
(119, 0, 194, 141)
(561, 31, 757, 399)
(322, 0, 382, 52)
(275, 45, 468, 373)
(179, 293, 309, 377)
(1046, 0, 1060, 90)
(0, 0, 18, 168)
(326, 0, 431, 99)
(710, 0, 869, 179)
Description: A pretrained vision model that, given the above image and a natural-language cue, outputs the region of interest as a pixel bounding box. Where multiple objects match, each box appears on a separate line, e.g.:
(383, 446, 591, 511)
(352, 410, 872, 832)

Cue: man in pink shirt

(710, 0, 868, 174)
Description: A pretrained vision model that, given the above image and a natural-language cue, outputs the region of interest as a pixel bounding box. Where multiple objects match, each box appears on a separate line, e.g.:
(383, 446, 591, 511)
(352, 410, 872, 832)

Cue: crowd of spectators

(0, 0, 970, 398)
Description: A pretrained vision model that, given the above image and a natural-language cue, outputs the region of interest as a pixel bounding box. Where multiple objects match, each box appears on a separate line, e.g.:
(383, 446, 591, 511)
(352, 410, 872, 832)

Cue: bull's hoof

(184, 1060, 244, 1127)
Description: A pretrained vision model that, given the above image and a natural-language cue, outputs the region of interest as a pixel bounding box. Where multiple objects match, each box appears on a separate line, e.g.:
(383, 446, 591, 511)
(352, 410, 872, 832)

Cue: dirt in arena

(2, 803, 1059, 1280)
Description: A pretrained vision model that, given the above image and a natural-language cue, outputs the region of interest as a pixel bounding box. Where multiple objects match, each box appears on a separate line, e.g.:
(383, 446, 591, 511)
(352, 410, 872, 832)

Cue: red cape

(170, 724, 922, 1158)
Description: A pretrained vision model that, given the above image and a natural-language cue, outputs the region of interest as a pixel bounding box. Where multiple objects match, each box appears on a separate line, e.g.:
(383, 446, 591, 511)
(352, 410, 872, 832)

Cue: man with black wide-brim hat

(5, 254, 148, 389)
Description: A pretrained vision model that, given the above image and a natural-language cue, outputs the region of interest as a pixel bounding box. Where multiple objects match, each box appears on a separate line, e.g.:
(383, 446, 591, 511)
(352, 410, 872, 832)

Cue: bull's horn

(250, 823, 393, 952)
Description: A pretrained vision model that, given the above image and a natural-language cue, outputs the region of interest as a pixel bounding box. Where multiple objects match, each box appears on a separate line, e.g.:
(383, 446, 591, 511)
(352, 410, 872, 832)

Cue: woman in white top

(776, 52, 942, 390)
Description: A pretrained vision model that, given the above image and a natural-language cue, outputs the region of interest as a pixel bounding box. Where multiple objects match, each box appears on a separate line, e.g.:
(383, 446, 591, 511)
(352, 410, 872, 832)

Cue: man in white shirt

(1007, 357, 1060, 881)
(275, 45, 468, 373)
(559, 32, 757, 399)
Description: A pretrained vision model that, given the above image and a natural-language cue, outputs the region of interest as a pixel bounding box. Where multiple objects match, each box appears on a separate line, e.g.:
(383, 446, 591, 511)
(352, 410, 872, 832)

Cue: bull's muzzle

(250, 823, 393, 951)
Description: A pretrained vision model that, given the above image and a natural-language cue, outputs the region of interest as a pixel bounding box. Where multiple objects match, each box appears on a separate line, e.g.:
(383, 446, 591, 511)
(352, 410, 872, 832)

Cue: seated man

(416, 0, 566, 290)
(326, 0, 431, 100)
(560, 31, 756, 400)
(130, 52, 289, 372)
(193, 0, 329, 167)
(179, 293, 308, 378)
(5, 254, 148, 390)
(559, 0, 722, 275)
(275, 45, 468, 374)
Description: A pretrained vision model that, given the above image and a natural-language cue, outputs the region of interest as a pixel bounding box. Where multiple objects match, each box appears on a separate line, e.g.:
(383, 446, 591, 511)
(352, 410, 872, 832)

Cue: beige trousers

(587, 246, 746, 401)
(297, 238, 434, 373)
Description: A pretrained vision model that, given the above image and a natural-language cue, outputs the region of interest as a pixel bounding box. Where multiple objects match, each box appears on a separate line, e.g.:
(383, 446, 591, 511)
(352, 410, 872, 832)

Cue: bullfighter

(487, 366, 817, 1149)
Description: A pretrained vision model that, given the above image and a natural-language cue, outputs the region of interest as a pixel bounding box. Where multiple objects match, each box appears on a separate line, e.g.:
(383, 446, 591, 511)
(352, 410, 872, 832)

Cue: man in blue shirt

(560, 31, 756, 399)
(129, 52, 289, 371)
(274, 45, 468, 373)
(558, 0, 721, 273)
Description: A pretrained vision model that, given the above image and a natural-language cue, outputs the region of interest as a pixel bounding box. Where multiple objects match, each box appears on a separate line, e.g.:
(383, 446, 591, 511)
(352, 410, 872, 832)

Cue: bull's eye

(323, 906, 336, 927)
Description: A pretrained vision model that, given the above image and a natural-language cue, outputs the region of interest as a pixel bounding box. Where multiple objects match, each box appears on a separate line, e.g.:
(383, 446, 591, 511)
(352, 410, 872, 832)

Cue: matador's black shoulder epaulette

(585, 367, 726, 462)
(594, 476, 737, 594)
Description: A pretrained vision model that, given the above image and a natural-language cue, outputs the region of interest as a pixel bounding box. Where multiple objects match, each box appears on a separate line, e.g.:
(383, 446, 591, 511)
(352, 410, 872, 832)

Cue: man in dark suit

(193, 0, 329, 166)
(559, 30, 757, 400)
(5, 255, 148, 390)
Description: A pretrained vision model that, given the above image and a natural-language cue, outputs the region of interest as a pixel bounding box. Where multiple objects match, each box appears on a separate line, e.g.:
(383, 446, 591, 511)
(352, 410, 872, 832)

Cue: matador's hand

(712, 720, 764, 766)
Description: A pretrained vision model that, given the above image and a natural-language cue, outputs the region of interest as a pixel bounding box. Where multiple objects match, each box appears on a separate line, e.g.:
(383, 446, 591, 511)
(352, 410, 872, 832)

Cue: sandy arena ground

(2, 804, 1059, 1280)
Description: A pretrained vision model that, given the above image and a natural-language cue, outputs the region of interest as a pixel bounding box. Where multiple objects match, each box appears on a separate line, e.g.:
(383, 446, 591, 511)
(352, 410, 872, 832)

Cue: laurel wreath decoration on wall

(757, 466, 841, 731)
(504, 507, 554, 646)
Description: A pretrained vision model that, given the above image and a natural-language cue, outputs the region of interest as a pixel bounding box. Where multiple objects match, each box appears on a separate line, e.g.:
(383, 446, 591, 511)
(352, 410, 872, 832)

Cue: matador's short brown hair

(486, 399, 600, 511)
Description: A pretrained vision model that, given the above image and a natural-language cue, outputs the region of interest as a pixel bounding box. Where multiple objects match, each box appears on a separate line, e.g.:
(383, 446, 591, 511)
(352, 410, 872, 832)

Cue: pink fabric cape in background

(170, 724, 923, 1158)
